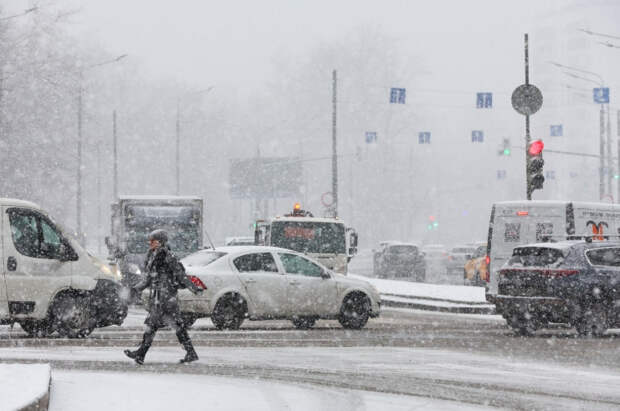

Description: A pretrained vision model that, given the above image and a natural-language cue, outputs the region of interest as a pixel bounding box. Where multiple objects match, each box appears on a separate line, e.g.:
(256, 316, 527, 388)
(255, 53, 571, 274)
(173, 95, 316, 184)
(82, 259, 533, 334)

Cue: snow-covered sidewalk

(0, 363, 50, 411)
(50, 369, 488, 411)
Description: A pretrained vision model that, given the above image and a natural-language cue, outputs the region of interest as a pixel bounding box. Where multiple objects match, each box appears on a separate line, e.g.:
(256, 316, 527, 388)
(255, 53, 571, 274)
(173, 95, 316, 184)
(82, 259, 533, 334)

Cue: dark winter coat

(134, 245, 201, 328)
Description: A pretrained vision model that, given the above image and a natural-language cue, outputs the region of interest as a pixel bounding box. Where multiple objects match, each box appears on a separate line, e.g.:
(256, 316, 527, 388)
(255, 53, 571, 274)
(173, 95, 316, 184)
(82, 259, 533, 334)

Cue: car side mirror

(58, 243, 70, 262)
(321, 270, 331, 279)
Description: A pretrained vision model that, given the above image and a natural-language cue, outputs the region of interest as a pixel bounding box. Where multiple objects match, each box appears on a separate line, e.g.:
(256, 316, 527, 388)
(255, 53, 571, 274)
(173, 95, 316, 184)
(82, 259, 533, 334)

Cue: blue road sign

(593, 88, 610, 104)
(365, 131, 377, 144)
(390, 88, 406, 104)
(418, 131, 431, 144)
(496, 170, 506, 180)
(550, 125, 563, 137)
(476, 92, 493, 108)
(471, 130, 484, 143)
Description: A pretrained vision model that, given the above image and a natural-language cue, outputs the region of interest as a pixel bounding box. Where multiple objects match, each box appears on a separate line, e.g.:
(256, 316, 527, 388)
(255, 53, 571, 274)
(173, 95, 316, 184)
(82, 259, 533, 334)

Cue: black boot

(125, 327, 156, 365)
(124, 349, 144, 365)
(177, 328, 199, 364)
(179, 346, 198, 364)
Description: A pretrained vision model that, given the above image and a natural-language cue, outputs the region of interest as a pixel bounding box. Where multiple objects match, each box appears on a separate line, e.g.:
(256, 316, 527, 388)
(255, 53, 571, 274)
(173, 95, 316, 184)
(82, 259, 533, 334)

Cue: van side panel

(572, 205, 620, 239)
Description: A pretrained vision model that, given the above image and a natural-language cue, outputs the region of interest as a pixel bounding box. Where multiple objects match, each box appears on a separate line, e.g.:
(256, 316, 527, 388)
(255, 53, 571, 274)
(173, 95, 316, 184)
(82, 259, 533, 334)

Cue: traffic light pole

(524, 34, 532, 200)
(600, 104, 605, 200)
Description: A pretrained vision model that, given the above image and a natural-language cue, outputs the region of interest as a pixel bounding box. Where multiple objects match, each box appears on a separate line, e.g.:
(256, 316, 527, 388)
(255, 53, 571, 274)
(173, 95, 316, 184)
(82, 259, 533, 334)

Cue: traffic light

(498, 138, 511, 156)
(527, 139, 545, 197)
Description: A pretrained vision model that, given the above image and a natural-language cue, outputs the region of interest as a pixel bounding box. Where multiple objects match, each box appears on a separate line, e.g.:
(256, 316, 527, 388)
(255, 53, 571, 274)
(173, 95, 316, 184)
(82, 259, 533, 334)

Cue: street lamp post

(76, 54, 127, 244)
(549, 61, 608, 200)
(579, 28, 620, 201)
(175, 87, 214, 196)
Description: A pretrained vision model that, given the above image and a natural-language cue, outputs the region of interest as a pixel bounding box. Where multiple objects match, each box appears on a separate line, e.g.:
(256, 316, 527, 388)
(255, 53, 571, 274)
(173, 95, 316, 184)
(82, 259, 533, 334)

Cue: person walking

(124, 229, 203, 364)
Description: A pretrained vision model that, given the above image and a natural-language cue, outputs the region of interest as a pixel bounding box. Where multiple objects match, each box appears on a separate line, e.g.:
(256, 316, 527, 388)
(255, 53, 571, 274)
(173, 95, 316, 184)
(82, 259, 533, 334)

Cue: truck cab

(105, 196, 204, 289)
(254, 204, 358, 274)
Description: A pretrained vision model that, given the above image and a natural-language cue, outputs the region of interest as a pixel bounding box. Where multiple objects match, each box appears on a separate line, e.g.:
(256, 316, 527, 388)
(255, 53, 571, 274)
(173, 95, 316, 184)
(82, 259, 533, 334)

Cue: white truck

(105, 196, 204, 291)
(254, 204, 358, 274)
(486, 200, 620, 300)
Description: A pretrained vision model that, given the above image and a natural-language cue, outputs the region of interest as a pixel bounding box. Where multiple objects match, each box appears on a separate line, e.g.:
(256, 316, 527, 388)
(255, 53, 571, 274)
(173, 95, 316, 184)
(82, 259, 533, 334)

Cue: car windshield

(507, 247, 565, 268)
(388, 245, 417, 254)
(270, 221, 345, 254)
(182, 251, 227, 267)
(451, 247, 476, 254)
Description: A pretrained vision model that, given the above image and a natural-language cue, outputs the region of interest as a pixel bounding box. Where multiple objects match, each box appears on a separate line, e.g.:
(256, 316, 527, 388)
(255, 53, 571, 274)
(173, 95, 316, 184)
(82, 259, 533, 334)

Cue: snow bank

(0, 363, 50, 411)
(349, 274, 487, 303)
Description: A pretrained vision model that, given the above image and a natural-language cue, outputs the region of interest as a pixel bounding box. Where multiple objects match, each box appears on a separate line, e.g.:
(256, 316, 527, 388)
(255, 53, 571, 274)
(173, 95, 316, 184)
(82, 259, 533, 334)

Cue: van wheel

(51, 294, 94, 338)
(19, 320, 52, 338)
(505, 312, 538, 337)
(575, 303, 609, 337)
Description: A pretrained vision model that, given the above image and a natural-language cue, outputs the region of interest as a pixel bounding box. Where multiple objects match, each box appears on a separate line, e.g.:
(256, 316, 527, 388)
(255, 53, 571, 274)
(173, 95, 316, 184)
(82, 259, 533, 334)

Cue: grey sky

(8, 0, 561, 93)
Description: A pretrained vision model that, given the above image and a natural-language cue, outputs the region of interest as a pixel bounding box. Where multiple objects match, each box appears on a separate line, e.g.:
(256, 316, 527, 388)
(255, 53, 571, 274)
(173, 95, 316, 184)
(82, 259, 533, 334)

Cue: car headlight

(126, 263, 142, 275)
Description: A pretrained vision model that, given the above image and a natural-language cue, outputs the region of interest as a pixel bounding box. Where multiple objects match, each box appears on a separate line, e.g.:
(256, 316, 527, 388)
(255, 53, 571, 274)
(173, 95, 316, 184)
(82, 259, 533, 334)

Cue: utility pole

(96, 142, 102, 255)
(600, 104, 605, 200)
(77, 85, 83, 241)
(113, 110, 118, 199)
(175, 99, 181, 196)
(617, 110, 620, 202)
(607, 104, 612, 196)
(524, 36, 532, 200)
(331, 69, 338, 217)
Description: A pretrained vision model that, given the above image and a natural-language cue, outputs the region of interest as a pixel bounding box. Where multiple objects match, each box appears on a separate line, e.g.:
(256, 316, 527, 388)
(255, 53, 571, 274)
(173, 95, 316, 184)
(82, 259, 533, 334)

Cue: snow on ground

(0, 363, 50, 411)
(2, 345, 619, 409)
(349, 274, 487, 302)
(49, 369, 489, 411)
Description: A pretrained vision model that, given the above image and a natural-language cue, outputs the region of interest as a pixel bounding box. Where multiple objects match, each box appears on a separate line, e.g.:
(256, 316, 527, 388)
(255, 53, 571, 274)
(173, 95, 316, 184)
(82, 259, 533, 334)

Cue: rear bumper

(494, 295, 568, 316)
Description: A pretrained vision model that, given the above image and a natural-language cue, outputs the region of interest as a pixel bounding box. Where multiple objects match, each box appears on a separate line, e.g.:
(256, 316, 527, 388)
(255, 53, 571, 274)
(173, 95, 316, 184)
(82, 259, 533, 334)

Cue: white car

(177, 246, 381, 330)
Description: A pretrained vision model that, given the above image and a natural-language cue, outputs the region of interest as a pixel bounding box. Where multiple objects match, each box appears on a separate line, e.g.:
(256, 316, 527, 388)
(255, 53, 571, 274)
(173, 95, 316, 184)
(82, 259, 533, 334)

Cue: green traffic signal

(503, 148, 511, 156)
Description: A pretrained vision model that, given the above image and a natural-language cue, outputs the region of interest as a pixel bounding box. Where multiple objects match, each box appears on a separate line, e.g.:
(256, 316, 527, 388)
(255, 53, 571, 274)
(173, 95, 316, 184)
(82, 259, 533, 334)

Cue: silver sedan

(177, 246, 381, 330)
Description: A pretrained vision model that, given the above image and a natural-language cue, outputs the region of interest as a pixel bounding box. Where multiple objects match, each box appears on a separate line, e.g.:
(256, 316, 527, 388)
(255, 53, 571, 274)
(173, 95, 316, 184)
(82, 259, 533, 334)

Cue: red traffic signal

(528, 140, 544, 156)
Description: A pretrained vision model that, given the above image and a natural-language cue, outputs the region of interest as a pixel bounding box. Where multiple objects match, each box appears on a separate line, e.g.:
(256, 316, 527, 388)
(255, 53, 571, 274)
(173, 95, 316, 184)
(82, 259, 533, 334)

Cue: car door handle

(7, 256, 17, 272)
(244, 279, 256, 284)
(289, 280, 300, 286)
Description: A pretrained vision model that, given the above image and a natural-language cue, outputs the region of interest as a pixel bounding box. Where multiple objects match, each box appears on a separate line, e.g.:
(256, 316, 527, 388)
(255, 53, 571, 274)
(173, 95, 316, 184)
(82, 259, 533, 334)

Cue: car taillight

(545, 269, 579, 278)
(188, 275, 207, 290)
(485, 255, 490, 266)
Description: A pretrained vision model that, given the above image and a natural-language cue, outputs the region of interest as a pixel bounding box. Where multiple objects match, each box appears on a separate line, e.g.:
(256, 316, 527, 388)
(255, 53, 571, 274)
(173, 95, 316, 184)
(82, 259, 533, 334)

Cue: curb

(19, 376, 50, 411)
(381, 296, 496, 315)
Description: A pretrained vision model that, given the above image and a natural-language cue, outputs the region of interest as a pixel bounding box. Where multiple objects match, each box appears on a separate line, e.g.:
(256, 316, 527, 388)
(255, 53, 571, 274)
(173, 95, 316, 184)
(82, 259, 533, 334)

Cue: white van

(486, 200, 620, 299)
(0, 199, 127, 337)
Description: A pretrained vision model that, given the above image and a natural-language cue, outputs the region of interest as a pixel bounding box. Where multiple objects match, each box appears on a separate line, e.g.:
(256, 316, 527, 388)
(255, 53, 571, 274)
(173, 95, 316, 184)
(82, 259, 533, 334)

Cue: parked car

(495, 240, 620, 337)
(177, 246, 381, 330)
(447, 245, 479, 277)
(372, 242, 426, 281)
(0, 198, 128, 338)
(464, 244, 489, 287)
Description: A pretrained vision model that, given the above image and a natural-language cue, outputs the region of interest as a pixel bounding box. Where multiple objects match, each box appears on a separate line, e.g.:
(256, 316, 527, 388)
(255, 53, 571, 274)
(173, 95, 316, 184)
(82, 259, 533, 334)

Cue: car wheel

(291, 316, 316, 329)
(338, 292, 371, 330)
(211, 294, 246, 330)
(51, 294, 94, 338)
(575, 303, 609, 337)
(505, 312, 538, 337)
(19, 319, 53, 338)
